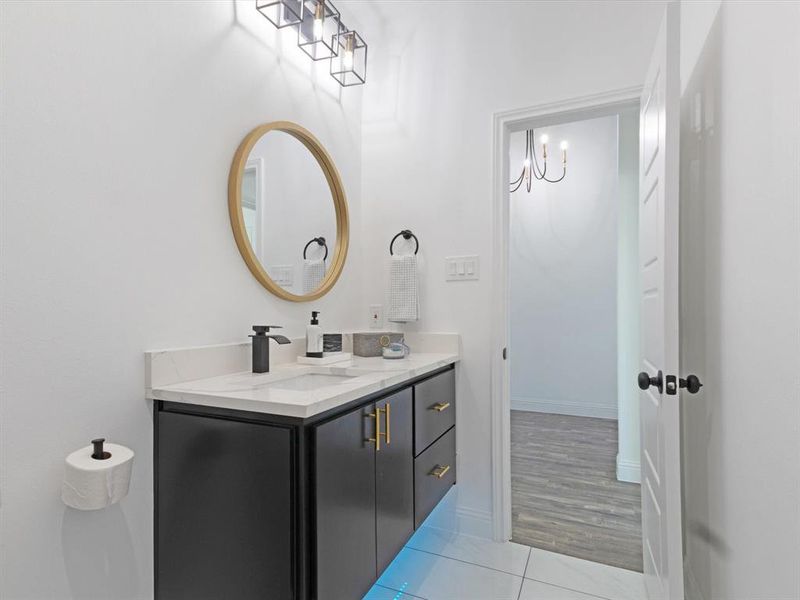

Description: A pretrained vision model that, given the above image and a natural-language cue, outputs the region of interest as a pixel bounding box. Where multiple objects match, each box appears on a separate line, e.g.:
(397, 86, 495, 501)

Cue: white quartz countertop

(149, 352, 459, 418)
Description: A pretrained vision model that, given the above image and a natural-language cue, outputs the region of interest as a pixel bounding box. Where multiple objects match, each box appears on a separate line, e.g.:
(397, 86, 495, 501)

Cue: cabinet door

(376, 389, 414, 574)
(156, 411, 293, 600)
(315, 404, 377, 600)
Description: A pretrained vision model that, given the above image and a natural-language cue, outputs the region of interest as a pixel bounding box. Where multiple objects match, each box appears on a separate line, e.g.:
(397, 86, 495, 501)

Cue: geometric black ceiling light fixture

(256, 0, 303, 29)
(330, 29, 367, 87)
(256, 0, 367, 87)
(298, 0, 342, 61)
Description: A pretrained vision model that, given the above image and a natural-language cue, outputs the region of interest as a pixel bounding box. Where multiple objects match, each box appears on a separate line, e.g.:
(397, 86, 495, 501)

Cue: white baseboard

(419, 487, 494, 539)
(424, 505, 493, 539)
(616, 455, 641, 484)
(512, 396, 618, 420)
(454, 506, 494, 539)
(684, 558, 706, 600)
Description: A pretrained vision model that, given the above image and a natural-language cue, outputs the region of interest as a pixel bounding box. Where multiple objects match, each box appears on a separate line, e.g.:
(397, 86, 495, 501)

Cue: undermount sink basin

(267, 373, 358, 392)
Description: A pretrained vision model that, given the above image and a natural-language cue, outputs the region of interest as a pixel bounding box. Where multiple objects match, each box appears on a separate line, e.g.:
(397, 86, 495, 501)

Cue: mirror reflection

(239, 130, 337, 295)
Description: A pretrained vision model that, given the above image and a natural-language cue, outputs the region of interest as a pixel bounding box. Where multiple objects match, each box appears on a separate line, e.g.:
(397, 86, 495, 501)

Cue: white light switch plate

(269, 265, 294, 286)
(445, 255, 479, 281)
(369, 304, 384, 329)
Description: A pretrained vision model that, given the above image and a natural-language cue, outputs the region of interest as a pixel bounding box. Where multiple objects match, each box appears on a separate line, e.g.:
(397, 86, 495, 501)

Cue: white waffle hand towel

(303, 259, 326, 294)
(388, 254, 419, 323)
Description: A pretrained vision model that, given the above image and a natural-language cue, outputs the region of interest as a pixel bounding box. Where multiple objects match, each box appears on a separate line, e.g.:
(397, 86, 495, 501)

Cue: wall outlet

(369, 304, 384, 329)
(445, 255, 480, 281)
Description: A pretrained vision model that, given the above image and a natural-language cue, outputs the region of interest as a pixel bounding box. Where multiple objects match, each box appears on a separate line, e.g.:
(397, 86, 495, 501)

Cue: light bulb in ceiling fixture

(313, 2, 325, 41)
(510, 128, 568, 192)
(343, 33, 355, 70)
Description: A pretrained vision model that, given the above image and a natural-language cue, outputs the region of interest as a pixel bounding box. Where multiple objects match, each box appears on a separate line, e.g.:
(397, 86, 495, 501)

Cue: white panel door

(638, 3, 683, 599)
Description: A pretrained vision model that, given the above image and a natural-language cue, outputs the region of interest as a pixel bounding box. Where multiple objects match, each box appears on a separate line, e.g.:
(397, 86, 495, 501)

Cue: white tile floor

(364, 526, 646, 600)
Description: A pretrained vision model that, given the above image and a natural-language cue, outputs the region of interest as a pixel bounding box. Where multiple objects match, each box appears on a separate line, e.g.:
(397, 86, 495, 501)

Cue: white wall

(509, 116, 620, 420)
(616, 108, 641, 483)
(0, 2, 367, 598)
(14, 4, 796, 599)
(358, 0, 668, 535)
(680, 1, 800, 598)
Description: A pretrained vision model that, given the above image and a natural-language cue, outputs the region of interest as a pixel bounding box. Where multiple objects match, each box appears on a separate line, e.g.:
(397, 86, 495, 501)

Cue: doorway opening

(490, 90, 643, 575)
(508, 108, 641, 572)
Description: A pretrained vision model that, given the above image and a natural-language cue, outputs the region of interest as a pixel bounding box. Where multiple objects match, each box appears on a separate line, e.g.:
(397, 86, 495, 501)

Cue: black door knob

(638, 370, 663, 393)
(680, 374, 703, 394)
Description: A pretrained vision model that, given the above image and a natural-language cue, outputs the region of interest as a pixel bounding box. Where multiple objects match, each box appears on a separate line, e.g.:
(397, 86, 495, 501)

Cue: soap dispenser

(306, 311, 323, 358)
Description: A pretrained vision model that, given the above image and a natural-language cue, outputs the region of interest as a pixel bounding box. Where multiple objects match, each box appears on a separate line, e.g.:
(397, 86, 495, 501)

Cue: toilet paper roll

(61, 443, 134, 510)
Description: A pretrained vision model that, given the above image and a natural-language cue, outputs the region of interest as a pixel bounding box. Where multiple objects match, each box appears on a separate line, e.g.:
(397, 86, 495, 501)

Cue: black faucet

(250, 325, 292, 373)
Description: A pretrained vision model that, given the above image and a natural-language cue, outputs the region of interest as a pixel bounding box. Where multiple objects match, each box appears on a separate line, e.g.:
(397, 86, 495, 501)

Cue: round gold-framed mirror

(228, 121, 349, 302)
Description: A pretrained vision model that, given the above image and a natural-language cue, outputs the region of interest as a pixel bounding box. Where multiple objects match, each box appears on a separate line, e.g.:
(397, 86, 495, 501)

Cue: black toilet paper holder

(91, 438, 111, 460)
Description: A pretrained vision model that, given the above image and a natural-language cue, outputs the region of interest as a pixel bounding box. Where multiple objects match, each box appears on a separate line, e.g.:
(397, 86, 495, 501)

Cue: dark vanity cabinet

(156, 413, 294, 599)
(315, 388, 414, 599)
(374, 391, 415, 573)
(155, 364, 456, 600)
(412, 369, 457, 528)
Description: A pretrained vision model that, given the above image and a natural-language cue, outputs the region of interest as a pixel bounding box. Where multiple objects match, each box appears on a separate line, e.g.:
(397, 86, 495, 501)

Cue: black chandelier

(510, 130, 568, 194)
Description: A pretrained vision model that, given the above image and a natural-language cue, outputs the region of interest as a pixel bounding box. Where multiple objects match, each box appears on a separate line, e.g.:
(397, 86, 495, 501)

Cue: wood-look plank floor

(511, 411, 643, 572)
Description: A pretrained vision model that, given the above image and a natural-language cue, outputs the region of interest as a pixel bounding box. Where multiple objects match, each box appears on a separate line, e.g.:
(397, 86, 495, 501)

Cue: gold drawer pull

(431, 402, 451, 412)
(429, 464, 451, 479)
(385, 402, 391, 445)
(367, 407, 385, 451)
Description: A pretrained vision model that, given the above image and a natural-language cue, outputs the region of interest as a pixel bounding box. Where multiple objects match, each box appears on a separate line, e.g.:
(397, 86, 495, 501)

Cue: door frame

(489, 86, 643, 542)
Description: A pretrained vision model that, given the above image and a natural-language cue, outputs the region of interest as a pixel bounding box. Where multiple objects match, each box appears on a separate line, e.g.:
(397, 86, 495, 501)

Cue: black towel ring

(389, 230, 419, 255)
(303, 237, 328, 261)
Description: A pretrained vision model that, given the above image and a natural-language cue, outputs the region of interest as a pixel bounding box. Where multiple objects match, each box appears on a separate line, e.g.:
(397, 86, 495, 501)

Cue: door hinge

(502, 347, 507, 360)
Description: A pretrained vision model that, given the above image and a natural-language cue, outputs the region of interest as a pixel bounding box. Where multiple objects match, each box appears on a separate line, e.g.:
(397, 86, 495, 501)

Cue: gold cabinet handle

(430, 402, 451, 412)
(367, 407, 384, 451)
(429, 464, 451, 479)
(385, 402, 391, 445)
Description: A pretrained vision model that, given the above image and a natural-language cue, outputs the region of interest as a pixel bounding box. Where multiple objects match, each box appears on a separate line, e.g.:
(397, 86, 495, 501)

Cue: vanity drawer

(414, 426, 456, 529)
(414, 368, 456, 455)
